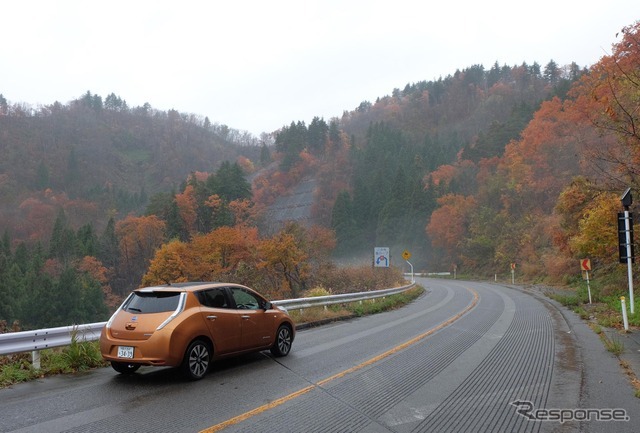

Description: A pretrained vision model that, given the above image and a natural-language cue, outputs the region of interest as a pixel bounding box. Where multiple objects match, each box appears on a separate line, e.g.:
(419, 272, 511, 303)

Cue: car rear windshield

(124, 291, 181, 314)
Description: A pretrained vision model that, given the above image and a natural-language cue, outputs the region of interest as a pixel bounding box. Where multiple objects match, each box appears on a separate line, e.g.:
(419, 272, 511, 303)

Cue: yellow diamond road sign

(402, 250, 411, 260)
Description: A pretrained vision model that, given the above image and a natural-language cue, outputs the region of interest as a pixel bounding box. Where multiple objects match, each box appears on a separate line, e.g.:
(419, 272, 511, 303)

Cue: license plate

(117, 346, 134, 358)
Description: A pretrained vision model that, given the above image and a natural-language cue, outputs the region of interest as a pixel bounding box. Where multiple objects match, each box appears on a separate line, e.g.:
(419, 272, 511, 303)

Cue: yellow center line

(200, 287, 479, 433)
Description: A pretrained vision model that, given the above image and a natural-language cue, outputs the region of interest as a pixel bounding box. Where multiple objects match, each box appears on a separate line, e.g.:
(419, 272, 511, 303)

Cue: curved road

(1, 279, 639, 432)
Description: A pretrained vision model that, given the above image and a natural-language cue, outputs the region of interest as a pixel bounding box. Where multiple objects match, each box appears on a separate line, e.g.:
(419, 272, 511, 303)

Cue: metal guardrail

(0, 283, 415, 362)
(0, 322, 105, 357)
(272, 283, 415, 310)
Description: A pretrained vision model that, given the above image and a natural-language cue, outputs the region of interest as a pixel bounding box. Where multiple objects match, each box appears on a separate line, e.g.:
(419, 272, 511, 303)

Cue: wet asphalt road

(1, 278, 639, 432)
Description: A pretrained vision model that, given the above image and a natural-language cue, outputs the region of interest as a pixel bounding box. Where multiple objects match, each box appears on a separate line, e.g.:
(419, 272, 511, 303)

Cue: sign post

(402, 250, 414, 283)
(510, 263, 516, 284)
(619, 188, 635, 314)
(581, 258, 592, 304)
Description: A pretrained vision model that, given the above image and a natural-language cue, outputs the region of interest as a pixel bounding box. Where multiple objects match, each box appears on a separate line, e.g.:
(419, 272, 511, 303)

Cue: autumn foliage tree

(426, 194, 477, 267)
(571, 21, 640, 188)
(142, 222, 336, 299)
(115, 215, 166, 291)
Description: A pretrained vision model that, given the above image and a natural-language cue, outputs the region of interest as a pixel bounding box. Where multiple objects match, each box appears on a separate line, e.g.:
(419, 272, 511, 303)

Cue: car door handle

(241, 315, 250, 320)
(206, 315, 217, 320)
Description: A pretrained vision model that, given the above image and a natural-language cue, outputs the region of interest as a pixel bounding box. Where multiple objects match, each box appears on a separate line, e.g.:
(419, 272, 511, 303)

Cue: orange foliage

(498, 97, 588, 215)
(191, 171, 210, 182)
(237, 156, 255, 174)
(428, 164, 457, 188)
(42, 258, 64, 278)
(142, 240, 191, 285)
(116, 215, 166, 275)
(175, 184, 197, 234)
(142, 225, 260, 286)
(16, 191, 100, 243)
(568, 192, 620, 262)
(569, 21, 640, 183)
(228, 198, 258, 226)
(305, 225, 337, 260)
(192, 226, 260, 274)
(426, 194, 477, 262)
(258, 232, 307, 298)
(17, 197, 57, 242)
(205, 193, 223, 215)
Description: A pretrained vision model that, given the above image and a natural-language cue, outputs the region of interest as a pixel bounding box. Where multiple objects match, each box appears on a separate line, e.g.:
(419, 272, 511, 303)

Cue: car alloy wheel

(183, 339, 211, 380)
(271, 325, 292, 357)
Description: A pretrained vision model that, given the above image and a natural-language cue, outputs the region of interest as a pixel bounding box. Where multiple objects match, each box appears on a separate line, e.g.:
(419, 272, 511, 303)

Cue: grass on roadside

(603, 336, 625, 356)
(0, 338, 108, 388)
(549, 282, 640, 329)
(288, 286, 424, 325)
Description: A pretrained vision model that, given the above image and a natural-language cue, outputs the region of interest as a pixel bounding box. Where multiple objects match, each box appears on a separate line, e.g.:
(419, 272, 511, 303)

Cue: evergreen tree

(208, 161, 251, 202)
(331, 190, 358, 255)
(56, 267, 84, 324)
(308, 116, 328, 154)
(79, 271, 108, 321)
(543, 60, 560, 85)
(20, 249, 50, 328)
(0, 230, 10, 258)
(99, 217, 120, 271)
(0, 263, 25, 324)
(487, 61, 502, 88)
(35, 161, 50, 190)
(166, 199, 187, 240)
(329, 119, 341, 145)
(275, 121, 307, 170)
(376, 168, 409, 245)
(260, 142, 271, 166)
(13, 243, 29, 273)
(76, 223, 98, 257)
(0, 93, 7, 114)
(49, 209, 76, 265)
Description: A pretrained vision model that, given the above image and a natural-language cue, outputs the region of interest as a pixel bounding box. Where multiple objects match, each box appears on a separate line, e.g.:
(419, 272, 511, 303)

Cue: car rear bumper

(99, 327, 184, 367)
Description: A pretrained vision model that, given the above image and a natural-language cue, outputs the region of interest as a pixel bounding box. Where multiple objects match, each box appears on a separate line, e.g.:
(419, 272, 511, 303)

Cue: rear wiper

(128, 307, 142, 312)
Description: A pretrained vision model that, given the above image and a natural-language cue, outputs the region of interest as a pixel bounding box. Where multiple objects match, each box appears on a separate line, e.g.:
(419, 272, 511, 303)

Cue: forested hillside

(0, 92, 263, 242)
(258, 21, 640, 295)
(0, 93, 267, 328)
(1, 21, 638, 330)
(260, 59, 585, 265)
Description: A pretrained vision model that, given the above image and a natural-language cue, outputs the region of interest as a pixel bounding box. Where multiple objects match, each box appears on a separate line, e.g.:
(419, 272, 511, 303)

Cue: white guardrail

(0, 283, 416, 363)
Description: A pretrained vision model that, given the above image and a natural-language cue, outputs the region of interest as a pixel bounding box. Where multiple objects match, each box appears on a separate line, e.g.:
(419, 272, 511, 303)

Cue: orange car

(100, 282, 295, 380)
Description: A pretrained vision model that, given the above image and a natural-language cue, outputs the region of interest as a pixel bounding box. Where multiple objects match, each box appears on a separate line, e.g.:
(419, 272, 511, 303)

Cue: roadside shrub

(313, 265, 405, 293)
(304, 286, 332, 297)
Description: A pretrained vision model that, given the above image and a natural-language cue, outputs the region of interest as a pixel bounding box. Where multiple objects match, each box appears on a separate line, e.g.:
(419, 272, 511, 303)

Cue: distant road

(1, 279, 639, 432)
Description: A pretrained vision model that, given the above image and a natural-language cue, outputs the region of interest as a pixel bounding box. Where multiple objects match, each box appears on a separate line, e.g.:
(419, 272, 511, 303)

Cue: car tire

(182, 339, 211, 380)
(111, 361, 140, 374)
(270, 324, 293, 357)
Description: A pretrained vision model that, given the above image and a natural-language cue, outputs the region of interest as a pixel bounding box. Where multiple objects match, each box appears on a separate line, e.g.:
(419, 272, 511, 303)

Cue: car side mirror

(263, 301, 272, 310)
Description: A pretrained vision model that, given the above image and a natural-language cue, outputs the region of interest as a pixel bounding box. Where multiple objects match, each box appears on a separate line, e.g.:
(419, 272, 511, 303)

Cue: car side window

(230, 287, 262, 310)
(198, 288, 229, 309)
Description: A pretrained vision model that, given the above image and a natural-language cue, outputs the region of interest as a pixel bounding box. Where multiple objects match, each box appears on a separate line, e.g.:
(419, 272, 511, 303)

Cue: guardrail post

(32, 350, 41, 370)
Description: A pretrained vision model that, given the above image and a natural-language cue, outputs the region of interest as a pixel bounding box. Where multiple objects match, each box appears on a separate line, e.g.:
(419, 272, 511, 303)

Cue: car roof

(135, 282, 241, 293)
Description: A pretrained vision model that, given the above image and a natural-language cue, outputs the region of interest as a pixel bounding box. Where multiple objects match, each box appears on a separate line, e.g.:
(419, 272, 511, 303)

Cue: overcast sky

(1, 1, 637, 136)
